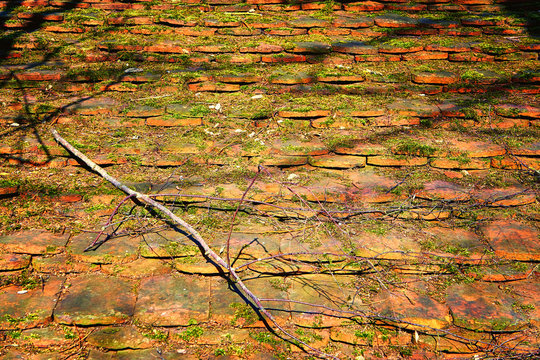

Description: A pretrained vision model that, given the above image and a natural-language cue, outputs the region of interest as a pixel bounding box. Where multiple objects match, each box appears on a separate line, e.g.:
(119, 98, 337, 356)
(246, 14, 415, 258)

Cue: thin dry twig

(226, 166, 261, 268)
(84, 193, 134, 251)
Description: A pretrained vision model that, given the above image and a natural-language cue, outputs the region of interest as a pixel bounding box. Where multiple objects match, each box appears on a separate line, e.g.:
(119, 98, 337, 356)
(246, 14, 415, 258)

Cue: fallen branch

(50, 128, 337, 359)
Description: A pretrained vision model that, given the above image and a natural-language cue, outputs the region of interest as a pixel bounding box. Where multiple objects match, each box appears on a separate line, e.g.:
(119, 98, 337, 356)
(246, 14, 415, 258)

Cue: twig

(84, 193, 134, 251)
(226, 166, 261, 268)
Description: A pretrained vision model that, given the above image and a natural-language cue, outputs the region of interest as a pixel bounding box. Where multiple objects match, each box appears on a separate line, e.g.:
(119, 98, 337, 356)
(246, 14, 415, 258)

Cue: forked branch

(50, 128, 337, 359)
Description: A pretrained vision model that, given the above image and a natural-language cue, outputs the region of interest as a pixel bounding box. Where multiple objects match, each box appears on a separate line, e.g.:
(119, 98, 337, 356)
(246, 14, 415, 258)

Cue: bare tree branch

(50, 128, 338, 359)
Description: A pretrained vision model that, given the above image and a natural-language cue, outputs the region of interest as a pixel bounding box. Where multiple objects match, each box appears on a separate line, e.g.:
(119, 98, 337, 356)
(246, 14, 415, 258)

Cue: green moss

(178, 324, 204, 341)
(0, 179, 21, 188)
(1, 312, 40, 325)
(451, 154, 471, 165)
(395, 346, 413, 357)
(461, 69, 485, 82)
(432, 38, 456, 47)
(67, 140, 98, 151)
(490, 318, 513, 331)
(157, 8, 202, 22)
(144, 328, 168, 340)
(511, 262, 529, 272)
(512, 302, 535, 313)
(444, 245, 471, 257)
(242, 139, 266, 153)
(477, 42, 513, 55)
(294, 328, 323, 344)
(497, 106, 521, 117)
(514, 69, 539, 80)
(67, 65, 123, 82)
(383, 39, 418, 49)
(84, 203, 107, 212)
(7, 330, 22, 339)
(230, 302, 257, 326)
(420, 118, 433, 128)
(323, 134, 355, 152)
(250, 331, 280, 345)
(214, 348, 226, 356)
(462, 108, 481, 121)
(65, 12, 104, 24)
(354, 330, 374, 345)
(162, 242, 198, 257)
(364, 222, 390, 236)
(249, 109, 272, 120)
(189, 104, 211, 117)
(0, 270, 40, 290)
(33, 104, 56, 114)
(395, 140, 438, 157)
